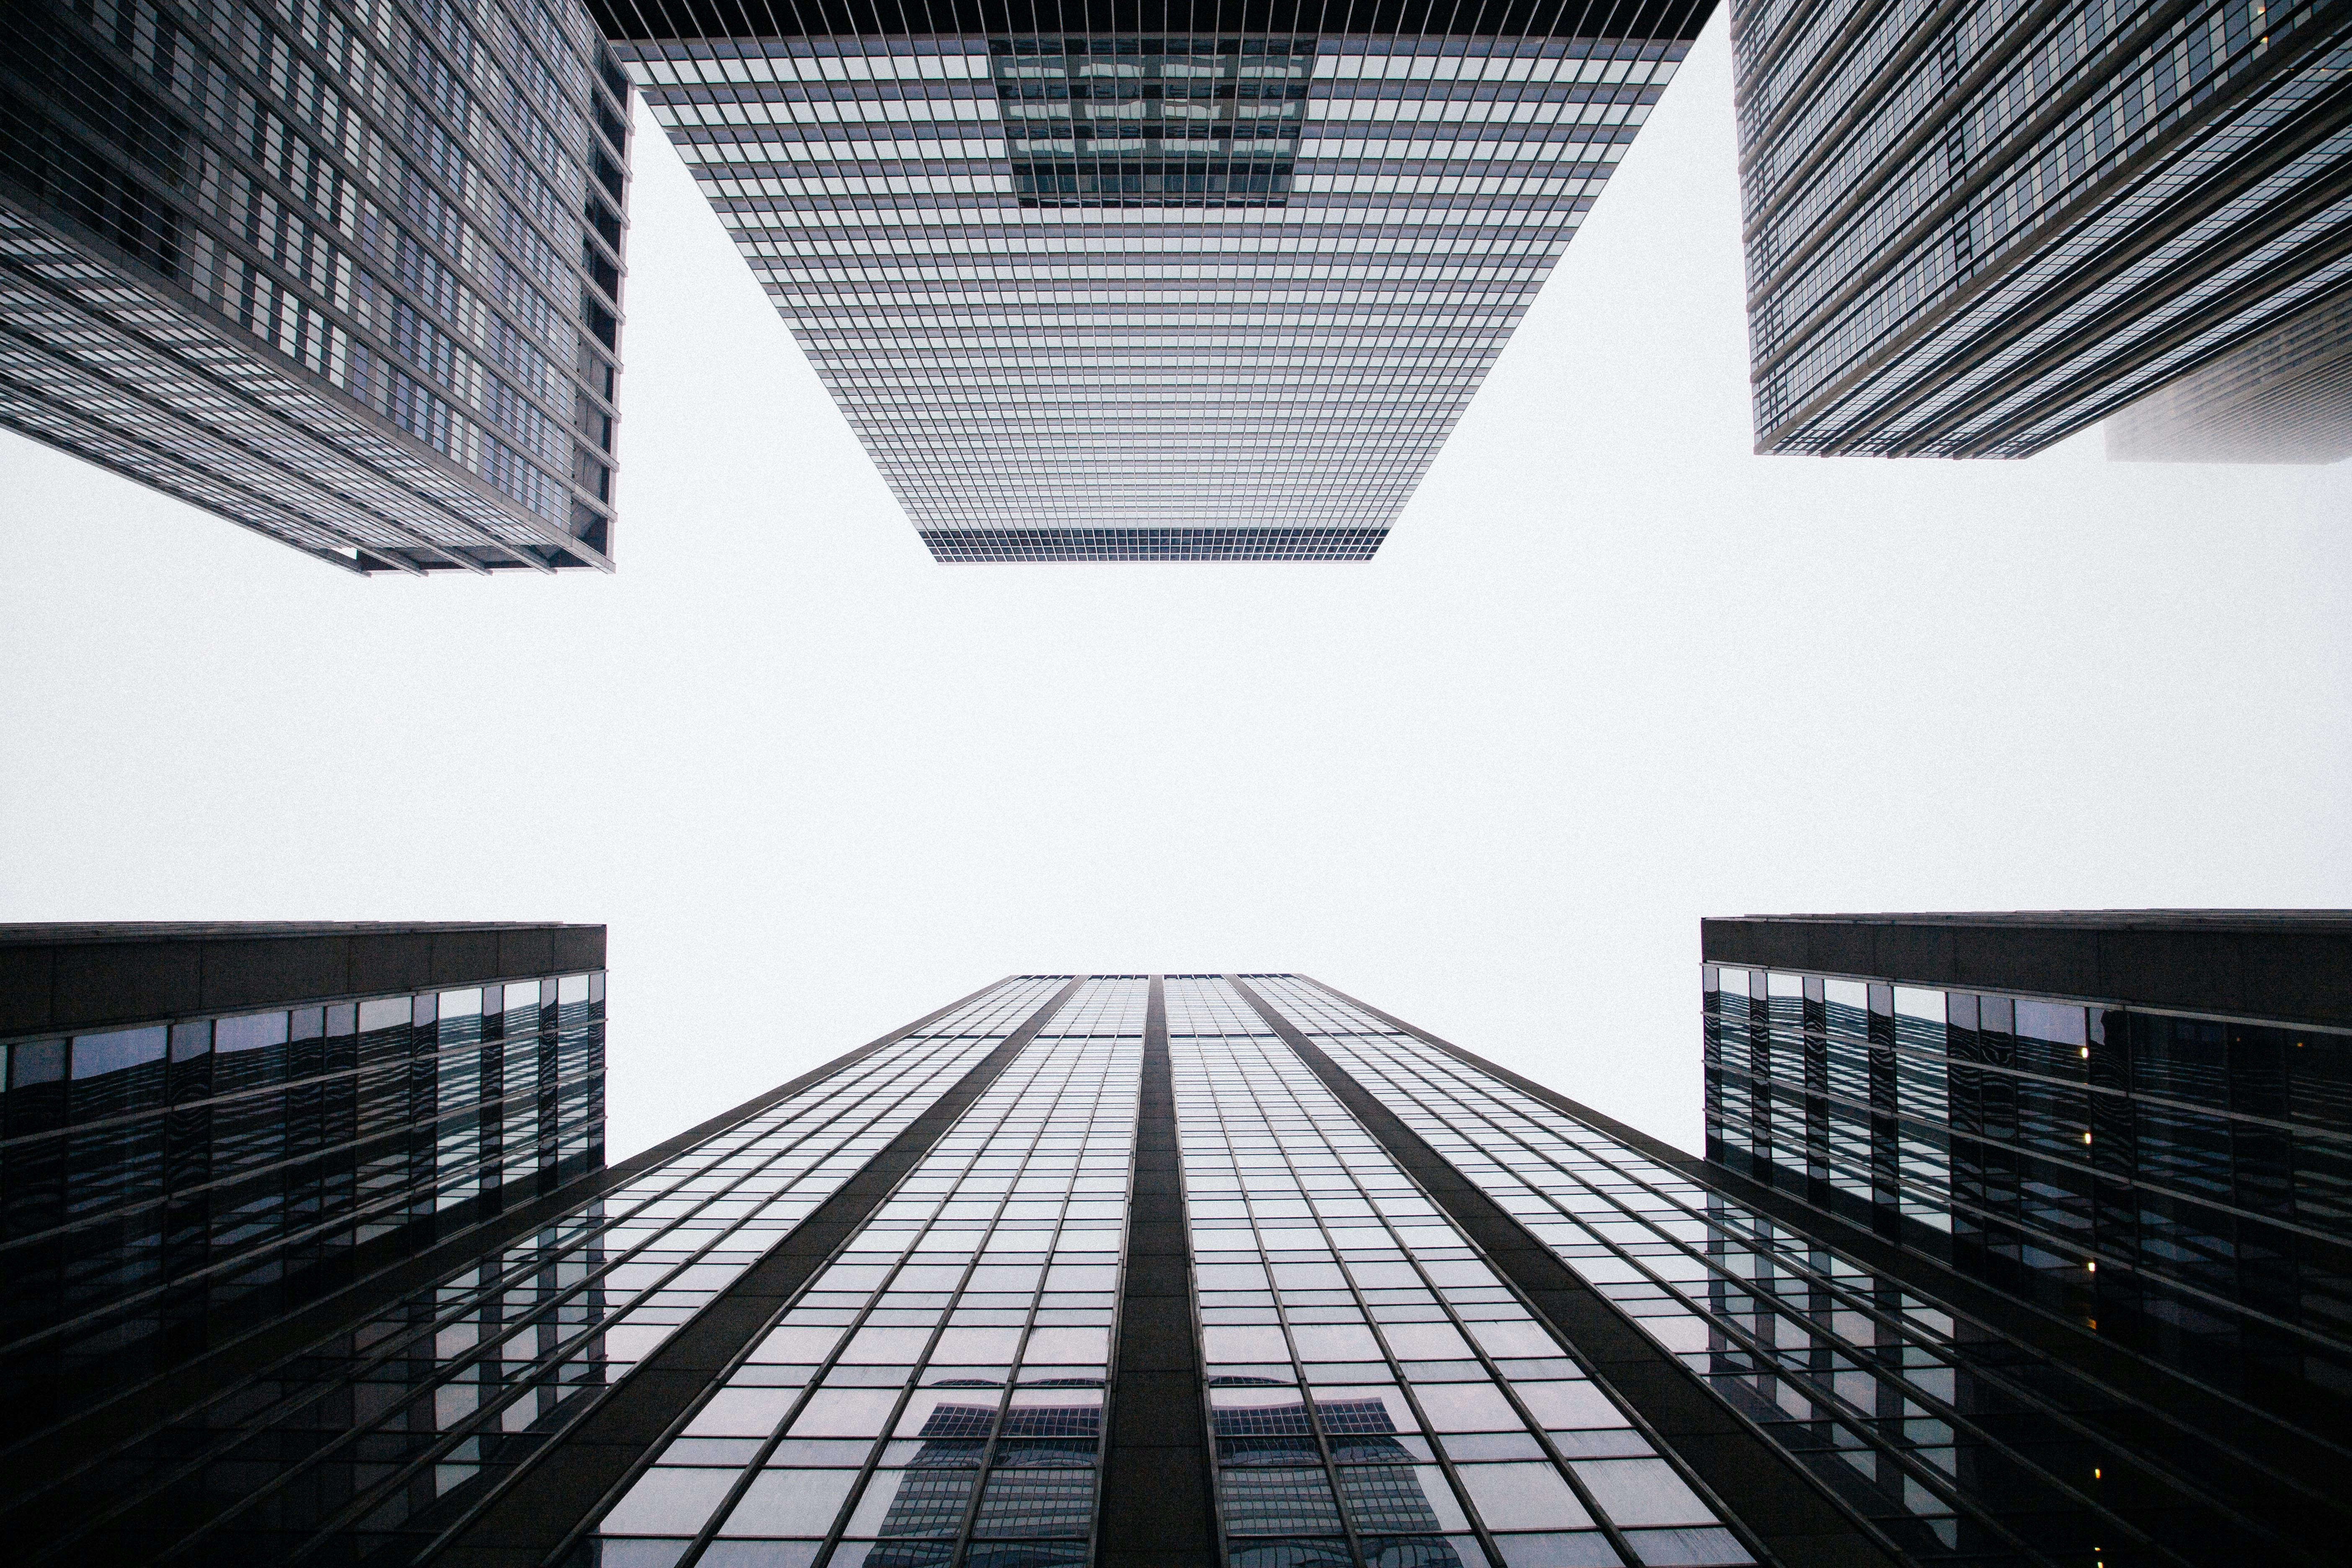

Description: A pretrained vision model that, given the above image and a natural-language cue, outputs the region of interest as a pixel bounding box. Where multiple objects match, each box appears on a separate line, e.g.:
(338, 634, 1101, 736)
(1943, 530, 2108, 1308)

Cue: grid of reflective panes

(611, 24, 1693, 559)
(0, 0, 630, 570)
(580, 974, 1143, 1567)
(1246, 976, 2342, 1568)
(1735, 0, 2352, 456)
(4, 976, 1065, 1568)
(0, 970, 605, 1416)
(1169, 975, 1754, 1568)
(1702, 963, 2352, 1434)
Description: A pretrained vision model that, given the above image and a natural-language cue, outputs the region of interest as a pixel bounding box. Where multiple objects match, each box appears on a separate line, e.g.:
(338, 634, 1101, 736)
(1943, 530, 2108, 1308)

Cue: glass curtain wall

(1167, 975, 1752, 1568)
(10, 977, 1062, 1568)
(1703, 962, 2352, 1432)
(1736, 0, 2352, 457)
(578, 974, 1143, 1568)
(610, 17, 1697, 561)
(1246, 976, 2334, 1568)
(0, 0, 631, 568)
(0, 970, 606, 1411)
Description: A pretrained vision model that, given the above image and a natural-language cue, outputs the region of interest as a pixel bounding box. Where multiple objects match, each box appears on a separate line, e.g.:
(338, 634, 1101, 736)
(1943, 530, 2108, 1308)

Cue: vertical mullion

(1100, 974, 1220, 1568)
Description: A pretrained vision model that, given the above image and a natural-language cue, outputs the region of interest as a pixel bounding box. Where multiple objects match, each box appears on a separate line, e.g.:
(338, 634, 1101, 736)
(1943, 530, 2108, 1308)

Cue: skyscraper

(1733, 0, 2352, 457)
(1701, 911, 2352, 1443)
(0, 0, 632, 572)
(0, 922, 608, 1427)
(3, 971, 2339, 1567)
(599, 2, 1713, 562)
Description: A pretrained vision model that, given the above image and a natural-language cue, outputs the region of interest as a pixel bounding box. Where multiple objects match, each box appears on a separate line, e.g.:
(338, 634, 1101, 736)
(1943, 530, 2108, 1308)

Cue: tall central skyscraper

(600, 2, 1713, 562)
(7, 970, 2338, 1567)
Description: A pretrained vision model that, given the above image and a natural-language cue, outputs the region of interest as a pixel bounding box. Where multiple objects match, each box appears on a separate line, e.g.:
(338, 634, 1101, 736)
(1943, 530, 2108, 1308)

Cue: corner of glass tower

(602, 0, 1717, 560)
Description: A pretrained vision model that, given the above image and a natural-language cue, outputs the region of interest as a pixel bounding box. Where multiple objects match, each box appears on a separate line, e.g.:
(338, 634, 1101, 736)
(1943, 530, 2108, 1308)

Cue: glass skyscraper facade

(6, 967, 2341, 1567)
(600, 2, 1711, 562)
(0, 922, 607, 1426)
(1732, 0, 2352, 457)
(1702, 912, 2352, 1442)
(0, 0, 632, 572)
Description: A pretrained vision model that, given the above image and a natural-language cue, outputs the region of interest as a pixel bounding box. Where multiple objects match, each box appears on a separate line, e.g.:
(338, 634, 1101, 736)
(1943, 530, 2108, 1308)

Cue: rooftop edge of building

(0, 922, 608, 1037)
(1701, 910, 2352, 1028)
(587, 0, 1719, 42)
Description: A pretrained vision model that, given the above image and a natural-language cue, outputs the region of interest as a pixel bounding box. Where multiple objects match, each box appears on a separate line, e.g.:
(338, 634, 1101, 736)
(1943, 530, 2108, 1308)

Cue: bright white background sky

(4, 17, 2349, 1161)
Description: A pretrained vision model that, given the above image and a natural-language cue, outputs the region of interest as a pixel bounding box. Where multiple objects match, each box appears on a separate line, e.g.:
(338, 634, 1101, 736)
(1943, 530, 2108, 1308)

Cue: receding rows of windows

(1703, 965, 2352, 1425)
(625, 26, 1646, 536)
(624, 41, 1680, 85)
(918, 527, 1386, 560)
(32, 0, 632, 519)
(1749, 8, 2352, 450)
(0, 223, 588, 562)
(581, 977, 1144, 1568)
(0, 0, 623, 553)
(0, 973, 604, 1396)
(13, 977, 1070, 1568)
(1867, 118, 2352, 456)
(1249, 978, 2330, 1568)
(696, 182, 1590, 217)
(1168, 977, 1752, 1568)
(1755, 0, 2306, 373)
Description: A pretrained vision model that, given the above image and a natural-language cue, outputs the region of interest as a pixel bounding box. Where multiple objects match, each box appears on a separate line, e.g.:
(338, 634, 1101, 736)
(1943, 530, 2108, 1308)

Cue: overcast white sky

(4, 17, 2349, 1163)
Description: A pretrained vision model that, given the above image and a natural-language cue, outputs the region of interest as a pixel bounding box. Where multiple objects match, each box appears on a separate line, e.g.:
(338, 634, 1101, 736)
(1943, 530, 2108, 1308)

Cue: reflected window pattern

(0, 972, 606, 1408)
(1251, 976, 2333, 1568)
(11, 977, 1065, 1568)
(995, 37, 1313, 208)
(582, 975, 1144, 1568)
(611, 26, 1695, 560)
(1704, 963, 2352, 1429)
(1167, 976, 1751, 1568)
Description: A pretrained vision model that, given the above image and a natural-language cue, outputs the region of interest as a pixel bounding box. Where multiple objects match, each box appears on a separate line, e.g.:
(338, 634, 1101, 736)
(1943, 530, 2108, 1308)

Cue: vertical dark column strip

(1099, 975, 1218, 1568)
(1224, 977, 1902, 1568)
(428, 976, 1089, 1568)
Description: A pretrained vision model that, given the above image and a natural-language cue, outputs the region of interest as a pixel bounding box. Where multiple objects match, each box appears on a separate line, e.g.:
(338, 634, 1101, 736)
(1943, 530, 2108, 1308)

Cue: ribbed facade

(0, 0, 633, 572)
(601, 2, 1710, 561)
(1734, 0, 2352, 457)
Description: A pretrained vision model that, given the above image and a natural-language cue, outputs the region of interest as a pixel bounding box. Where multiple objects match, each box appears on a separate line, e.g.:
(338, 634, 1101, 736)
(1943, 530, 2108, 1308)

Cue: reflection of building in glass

(1733, 0, 2352, 457)
(2107, 289, 2352, 464)
(0, 921, 606, 1422)
(0, 0, 630, 570)
(11, 970, 2342, 1567)
(1214, 1393, 1461, 1550)
(599, 3, 1713, 561)
(866, 1394, 1102, 1555)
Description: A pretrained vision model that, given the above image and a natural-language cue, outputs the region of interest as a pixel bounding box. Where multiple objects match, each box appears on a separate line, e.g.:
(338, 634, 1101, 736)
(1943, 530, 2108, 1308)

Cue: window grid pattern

(14, 975, 1065, 1568)
(1251, 975, 2324, 1568)
(580, 974, 1144, 1568)
(1732, 0, 2352, 457)
(0, 0, 630, 570)
(0, 971, 605, 1408)
(615, 28, 1689, 560)
(1171, 975, 1751, 1568)
(1704, 963, 2352, 1435)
